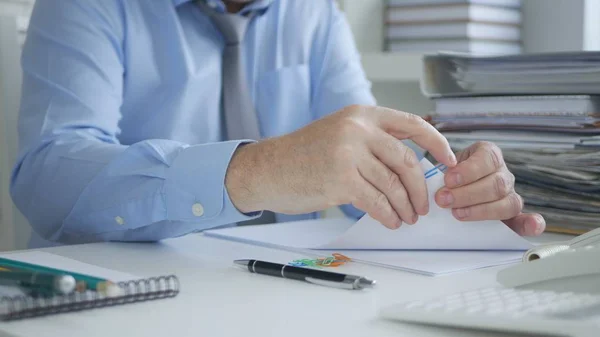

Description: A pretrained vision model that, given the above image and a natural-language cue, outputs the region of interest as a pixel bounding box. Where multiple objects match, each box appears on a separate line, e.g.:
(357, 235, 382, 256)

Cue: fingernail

(438, 191, 454, 206)
(396, 220, 403, 229)
(525, 218, 540, 236)
(448, 153, 457, 166)
(422, 201, 430, 215)
(455, 208, 469, 219)
(535, 215, 545, 235)
(411, 214, 418, 225)
(449, 173, 462, 187)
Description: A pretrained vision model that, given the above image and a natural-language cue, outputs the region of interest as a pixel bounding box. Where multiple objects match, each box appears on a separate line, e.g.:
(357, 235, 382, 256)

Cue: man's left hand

(434, 141, 546, 236)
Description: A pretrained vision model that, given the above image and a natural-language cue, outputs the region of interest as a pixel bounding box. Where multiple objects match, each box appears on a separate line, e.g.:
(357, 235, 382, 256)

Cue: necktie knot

(197, 1, 253, 45)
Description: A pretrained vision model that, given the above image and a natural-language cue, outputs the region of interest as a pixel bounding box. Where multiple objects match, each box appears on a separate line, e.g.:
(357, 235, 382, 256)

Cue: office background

(1, 0, 599, 251)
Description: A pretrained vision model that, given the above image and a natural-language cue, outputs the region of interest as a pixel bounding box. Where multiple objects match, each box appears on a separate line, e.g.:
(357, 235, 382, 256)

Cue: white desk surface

(0, 232, 571, 337)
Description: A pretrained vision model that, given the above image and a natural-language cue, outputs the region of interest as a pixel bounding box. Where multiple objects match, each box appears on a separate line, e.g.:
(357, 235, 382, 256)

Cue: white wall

(0, 0, 33, 16)
(0, 16, 21, 251)
(371, 82, 433, 116)
(583, 0, 600, 50)
(522, 0, 600, 53)
(339, 0, 432, 115)
(338, 0, 384, 53)
(0, 0, 33, 251)
(522, 0, 585, 53)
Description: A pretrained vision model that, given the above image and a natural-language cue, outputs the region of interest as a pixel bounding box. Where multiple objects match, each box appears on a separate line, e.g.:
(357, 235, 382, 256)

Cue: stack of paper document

(422, 52, 600, 97)
(205, 158, 532, 276)
(422, 51, 600, 234)
(505, 150, 600, 234)
(385, 0, 522, 55)
(442, 131, 598, 150)
(433, 95, 600, 133)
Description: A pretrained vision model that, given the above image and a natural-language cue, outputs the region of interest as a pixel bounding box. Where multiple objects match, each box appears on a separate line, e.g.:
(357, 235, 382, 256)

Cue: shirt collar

(173, 0, 273, 14)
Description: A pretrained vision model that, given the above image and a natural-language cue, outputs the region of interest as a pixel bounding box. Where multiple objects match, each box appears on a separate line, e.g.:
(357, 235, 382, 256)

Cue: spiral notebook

(0, 251, 179, 321)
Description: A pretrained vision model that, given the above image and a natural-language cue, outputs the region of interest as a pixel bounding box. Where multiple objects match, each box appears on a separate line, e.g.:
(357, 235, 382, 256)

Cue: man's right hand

(225, 105, 457, 229)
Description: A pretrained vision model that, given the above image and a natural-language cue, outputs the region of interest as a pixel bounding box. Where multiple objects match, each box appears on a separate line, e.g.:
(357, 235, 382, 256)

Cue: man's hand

(434, 141, 546, 236)
(226, 105, 457, 229)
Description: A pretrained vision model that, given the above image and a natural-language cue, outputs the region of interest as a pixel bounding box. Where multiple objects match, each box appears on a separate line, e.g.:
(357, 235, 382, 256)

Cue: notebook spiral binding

(0, 275, 179, 321)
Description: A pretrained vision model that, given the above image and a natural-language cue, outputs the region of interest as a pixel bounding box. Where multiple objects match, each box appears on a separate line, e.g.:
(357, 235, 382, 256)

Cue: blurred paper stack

(385, 0, 522, 55)
(423, 51, 600, 234)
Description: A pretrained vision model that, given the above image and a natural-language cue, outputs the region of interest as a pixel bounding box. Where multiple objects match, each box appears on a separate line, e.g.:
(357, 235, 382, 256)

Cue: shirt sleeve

(309, 1, 378, 220)
(10, 0, 259, 244)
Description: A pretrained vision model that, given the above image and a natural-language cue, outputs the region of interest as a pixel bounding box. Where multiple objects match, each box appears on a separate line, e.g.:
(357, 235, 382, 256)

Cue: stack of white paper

(385, 0, 522, 55)
(422, 52, 600, 97)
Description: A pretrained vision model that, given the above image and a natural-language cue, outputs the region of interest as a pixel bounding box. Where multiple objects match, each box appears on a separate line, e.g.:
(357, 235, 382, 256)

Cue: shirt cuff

(163, 140, 261, 228)
(339, 204, 365, 220)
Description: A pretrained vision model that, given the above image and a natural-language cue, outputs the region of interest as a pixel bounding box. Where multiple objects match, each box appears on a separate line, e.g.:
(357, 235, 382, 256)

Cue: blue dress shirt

(11, 0, 375, 248)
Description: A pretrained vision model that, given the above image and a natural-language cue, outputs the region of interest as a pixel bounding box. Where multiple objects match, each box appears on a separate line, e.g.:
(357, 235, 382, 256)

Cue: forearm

(11, 135, 259, 243)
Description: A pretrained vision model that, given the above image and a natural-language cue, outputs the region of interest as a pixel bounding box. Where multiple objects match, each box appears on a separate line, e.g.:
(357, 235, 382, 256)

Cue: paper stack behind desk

(422, 52, 600, 234)
(385, 0, 522, 55)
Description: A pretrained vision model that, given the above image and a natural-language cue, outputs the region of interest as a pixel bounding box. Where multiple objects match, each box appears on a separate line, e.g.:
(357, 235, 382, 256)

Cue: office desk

(0, 232, 570, 337)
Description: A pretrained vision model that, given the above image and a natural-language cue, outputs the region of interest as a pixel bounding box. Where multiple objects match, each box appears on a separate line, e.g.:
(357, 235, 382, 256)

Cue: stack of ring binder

(0, 275, 179, 321)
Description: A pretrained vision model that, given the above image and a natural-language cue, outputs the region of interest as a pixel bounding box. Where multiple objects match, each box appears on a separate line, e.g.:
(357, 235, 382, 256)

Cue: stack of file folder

(384, 0, 522, 54)
(422, 51, 600, 234)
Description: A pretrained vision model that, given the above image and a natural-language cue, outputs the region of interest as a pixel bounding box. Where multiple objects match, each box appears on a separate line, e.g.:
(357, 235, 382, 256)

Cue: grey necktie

(198, 1, 276, 225)
(197, 0, 261, 141)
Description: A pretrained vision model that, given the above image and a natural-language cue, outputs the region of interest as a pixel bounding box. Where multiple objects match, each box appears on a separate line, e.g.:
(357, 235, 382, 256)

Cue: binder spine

(0, 275, 179, 321)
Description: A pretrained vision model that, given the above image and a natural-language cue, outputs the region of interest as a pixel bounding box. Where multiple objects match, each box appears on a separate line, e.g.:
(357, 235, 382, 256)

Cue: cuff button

(192, 203, 205, 217)
(115, 216, 125, 225)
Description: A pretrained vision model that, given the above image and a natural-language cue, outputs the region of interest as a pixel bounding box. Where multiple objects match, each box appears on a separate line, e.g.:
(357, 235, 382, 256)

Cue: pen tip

(233, 260, 250, 267)
(360, 278, 376, 288)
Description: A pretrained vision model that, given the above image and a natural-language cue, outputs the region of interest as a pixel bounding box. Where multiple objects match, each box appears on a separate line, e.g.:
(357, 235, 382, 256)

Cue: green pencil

(0, 257, 123, 297)
(0, 270, 76, 295)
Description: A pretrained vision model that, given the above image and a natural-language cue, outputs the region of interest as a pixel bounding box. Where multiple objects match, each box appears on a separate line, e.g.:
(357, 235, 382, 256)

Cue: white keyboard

(380, 287, 600, 337)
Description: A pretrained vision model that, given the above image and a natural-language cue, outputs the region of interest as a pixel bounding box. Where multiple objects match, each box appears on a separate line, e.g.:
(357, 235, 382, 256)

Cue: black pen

(234, 259, 376, 290)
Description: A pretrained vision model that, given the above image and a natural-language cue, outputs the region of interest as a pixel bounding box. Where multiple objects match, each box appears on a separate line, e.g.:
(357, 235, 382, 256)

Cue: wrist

(225, 141, 273, 213)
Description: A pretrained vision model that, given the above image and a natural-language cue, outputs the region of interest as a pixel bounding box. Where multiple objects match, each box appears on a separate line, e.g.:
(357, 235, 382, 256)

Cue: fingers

(369, 133, 429, 215)
(452, 192, 523, 222)
(358, 154, 418, 225)
(373, 107, 457, 168)
(351, 175, 401, 230)
(445, 141, 504, 188)
(503, 213, 546, 236)
(436, 169, 515, 209)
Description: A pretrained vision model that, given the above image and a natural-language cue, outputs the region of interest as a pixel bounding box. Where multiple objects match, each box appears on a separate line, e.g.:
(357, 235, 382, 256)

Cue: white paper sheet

(204, 158, 533, 275)
(203, 219, 527, 275)
(205, 158, 532, 251)
(335, 250, 523, 276)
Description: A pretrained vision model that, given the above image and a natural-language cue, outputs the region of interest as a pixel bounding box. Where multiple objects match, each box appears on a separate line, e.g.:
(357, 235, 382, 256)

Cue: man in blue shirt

(11, 0, 545, 248)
